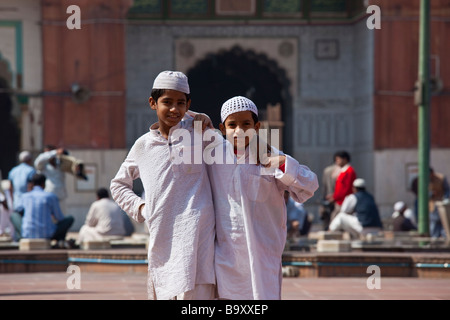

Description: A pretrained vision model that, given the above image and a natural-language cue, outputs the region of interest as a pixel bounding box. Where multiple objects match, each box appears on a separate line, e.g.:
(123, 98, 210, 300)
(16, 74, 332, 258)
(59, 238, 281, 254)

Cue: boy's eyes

(226, 122, 252, 128)
(161, 99, 186, 106)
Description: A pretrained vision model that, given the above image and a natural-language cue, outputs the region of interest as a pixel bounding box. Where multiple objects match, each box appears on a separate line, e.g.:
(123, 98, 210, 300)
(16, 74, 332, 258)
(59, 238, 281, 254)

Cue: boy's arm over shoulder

(110, 145, 145, 223)
(185, 109, 214, 130)
(274, 152, 319, 204)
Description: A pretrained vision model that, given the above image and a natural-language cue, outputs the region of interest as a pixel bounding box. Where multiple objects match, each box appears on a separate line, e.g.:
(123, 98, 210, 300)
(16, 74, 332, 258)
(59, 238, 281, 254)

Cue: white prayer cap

(19, 151, 31, 162)
(394, 201, 406, 212)
(221, 96, 259, 123)
(353, 178, 366, 188)
(152, 71, 190, 94)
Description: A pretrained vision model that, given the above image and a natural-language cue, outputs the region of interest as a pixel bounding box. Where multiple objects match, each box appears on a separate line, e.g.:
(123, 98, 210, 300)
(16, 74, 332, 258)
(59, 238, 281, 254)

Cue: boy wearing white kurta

(208, 96, 319, 300)
(110, 71, 219, 300)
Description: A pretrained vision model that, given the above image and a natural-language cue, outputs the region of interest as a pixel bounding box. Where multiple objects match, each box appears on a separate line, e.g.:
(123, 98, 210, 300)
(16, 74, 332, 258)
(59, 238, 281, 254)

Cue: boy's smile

(219, 111, 260, 151)
(149, 89, 191, 138)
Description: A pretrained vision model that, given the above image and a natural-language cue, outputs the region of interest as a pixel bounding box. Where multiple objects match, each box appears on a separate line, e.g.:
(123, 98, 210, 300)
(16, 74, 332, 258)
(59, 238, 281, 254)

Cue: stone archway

(186, 45, 293, 154)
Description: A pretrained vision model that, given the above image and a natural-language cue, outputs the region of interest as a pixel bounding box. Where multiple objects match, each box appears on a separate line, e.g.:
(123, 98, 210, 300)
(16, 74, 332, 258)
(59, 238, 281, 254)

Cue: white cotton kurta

(77, 198, 126, 243)
(0, 183, 15, 238)
(207, 141, 319, 300)
(34, 150, 67, 201)
(110, 118, 219, 300)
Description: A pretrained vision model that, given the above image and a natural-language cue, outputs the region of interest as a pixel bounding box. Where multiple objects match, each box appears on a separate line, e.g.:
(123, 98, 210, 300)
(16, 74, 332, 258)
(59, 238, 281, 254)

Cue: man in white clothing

(329, 178, 383, 238)
(34, 146, 86, 214)
(78, 188, 127, 244)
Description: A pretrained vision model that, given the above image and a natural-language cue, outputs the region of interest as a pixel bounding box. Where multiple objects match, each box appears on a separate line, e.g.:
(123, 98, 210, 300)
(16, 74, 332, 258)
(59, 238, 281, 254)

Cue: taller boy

(110, 71, 217, 300)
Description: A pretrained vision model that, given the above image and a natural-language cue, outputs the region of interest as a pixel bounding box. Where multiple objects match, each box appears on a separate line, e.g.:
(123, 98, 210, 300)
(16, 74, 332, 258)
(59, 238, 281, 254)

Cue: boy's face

(149, 89, 190, 131)
(219, 111, 260, 150)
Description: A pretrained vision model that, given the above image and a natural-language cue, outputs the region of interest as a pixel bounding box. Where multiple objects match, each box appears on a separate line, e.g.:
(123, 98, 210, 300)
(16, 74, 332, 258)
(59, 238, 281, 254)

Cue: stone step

(81, 240, 111, 250)
(19, 239, 51, 251)
(309, 231, 345, 240)
(316, 240, 352, 252)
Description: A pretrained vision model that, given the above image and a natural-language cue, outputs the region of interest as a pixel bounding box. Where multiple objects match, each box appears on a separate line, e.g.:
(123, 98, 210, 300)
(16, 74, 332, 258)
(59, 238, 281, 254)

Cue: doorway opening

(186, 45, 292, 154)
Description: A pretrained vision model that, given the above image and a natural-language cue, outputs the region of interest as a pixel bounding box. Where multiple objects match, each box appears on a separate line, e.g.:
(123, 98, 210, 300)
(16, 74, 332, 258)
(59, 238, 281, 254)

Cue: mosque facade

(0, 0, 449, 229)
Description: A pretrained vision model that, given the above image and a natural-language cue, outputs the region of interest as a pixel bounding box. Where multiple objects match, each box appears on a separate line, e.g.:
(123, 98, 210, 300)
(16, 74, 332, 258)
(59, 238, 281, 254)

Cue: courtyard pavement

(0, 272, 449, 300)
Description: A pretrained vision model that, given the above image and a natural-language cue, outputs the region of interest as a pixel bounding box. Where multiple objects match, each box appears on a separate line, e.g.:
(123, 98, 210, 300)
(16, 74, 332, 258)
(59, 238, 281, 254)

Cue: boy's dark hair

(31, 173, 46, 187)
(334, 150, 351, 162)
(251, 112, 259, 124)
(96, 187, 110, 199)
(151, 89, 191, 102)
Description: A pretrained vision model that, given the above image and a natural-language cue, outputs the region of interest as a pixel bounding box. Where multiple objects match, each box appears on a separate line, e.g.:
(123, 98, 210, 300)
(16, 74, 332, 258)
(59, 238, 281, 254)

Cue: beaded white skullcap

(220, 96, 259, 123)
(152, 71, 190, 94)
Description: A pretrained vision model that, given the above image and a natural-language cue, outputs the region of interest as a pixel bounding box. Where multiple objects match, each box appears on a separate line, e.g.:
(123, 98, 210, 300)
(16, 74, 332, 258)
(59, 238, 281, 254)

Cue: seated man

(392, 201, 417, 232)
(284, 191, 311, 239)
(20, 173, 75, 248)
(77, 187, 127, 244)
(329, 178, 383, 239)
(0, 180, 15, 239)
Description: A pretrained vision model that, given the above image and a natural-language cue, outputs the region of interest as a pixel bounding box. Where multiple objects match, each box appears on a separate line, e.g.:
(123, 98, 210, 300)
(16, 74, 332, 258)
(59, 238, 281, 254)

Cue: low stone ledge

(317, 240, 352, 253)
(19, 239, 51, 251)
(81, 240, 111, 250)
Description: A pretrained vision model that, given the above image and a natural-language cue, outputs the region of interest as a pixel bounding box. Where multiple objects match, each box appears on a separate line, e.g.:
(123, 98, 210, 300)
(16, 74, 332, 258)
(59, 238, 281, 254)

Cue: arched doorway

(186, 46, 292, 154)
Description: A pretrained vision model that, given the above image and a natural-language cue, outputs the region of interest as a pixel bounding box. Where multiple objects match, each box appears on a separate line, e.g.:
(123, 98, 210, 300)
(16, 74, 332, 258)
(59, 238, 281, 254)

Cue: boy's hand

(193, 113, 214, 130)
(261, 155, 286, 168)
(186, 110, 214, 130)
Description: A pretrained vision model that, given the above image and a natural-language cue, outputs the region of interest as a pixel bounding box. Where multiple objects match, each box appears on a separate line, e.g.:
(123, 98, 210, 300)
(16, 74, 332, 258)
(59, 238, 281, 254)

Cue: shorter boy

(208, 96, 319, 300)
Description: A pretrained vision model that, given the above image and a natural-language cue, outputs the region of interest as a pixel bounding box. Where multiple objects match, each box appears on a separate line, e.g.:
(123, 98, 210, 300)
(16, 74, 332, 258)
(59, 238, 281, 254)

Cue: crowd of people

(318, 150, 449, 239)
(0, 147, 130, 248)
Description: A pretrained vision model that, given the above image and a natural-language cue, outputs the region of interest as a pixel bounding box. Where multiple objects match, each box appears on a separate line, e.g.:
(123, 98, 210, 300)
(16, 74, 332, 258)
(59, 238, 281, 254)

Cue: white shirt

(340, 193, 357, 214)
(110, 118, 222, 300)
(34, 150, 67, 200)
(84, 198, 126, 235)
(392, 208, 416, 226)
(207, 141, 319, 300)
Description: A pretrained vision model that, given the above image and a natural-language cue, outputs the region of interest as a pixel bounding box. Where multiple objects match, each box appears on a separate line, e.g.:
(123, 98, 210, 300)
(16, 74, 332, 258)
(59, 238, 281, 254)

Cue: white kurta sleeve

(110, 147, 145, 223)
(34, 150, 57, 171)
(274, 154, 319, 204)
(340, 194, 357, 214)
(84, 202, 98, 227)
